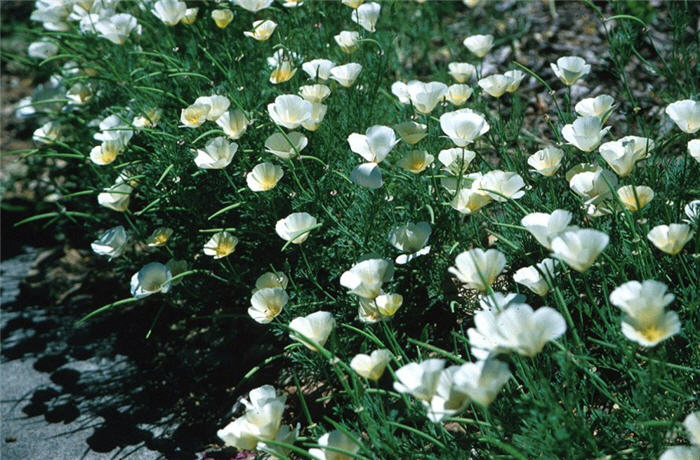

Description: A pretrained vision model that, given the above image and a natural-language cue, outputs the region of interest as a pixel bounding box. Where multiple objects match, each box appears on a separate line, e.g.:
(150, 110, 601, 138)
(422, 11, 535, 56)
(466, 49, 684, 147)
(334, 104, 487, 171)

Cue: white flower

(264, 131, 308, 160)
(334, 30, 360, 53)
(152, 0, 187, 26)
(562, 116, 611, 152)
(452, 359, 511, 407)
(28, 40, 58, 59)
(309, 430, 360, 460)
(617, 185, 654, 211)
(393, 359, 445, 401)
(350, 349, 392, 380)
(685, 412, 700, 446)
(180, 103, 211, 128)
(246, 162, 284, 191)
(340, 258, 394, 299)
(550, 56, 590, 86)
(389, 222, 431, 264)
(248, 287, 288, 324)
(350, 163, 383, 189)
(132, 108, 162, 129)
(348, 125, 397, 163)
(438, 149, 474, 177)
(398, 150, 434, 174)
(95, 114, 134, 145)
(425, 366, 470, 422)
(181, 7, 198, 25)
(275, 212, 318, 244)
(33, 121, 61, 144)
(478, 74, 510, 98)
(254, 272, 289, 292)
(267, 95, 313, 130)
(146, 227, 173, 247)
(130, 262, 172, 299)
(89, 140, 122, 165)
(448, 248, 506, 292)
(394, 121, 427, 145)
(244, 19, 277, 41)
(513, 258, 557, 296)
(342, 0, 365, 8)
(551, 228, 609, 272)
(450, 187, 492, 215)
(448, 62, 476, 83)
(445, 84, 473, 106)
(357, 294, 403, 323)
(216, 109, 249, 140)
(610, 280, 680, 347)
(528, 146, 564, 177)
(195, 95, 230, 121)
(684, 200, 700, 224)
(301, 103, 328, 131)
(211, 8, 233, 28)
(97, 181, 132, 212)
(299, 84, 331, 103)
(289, 311, 335, 351)
(94, 14, 140, 45)
(647, 224, 694, 255)
(91, 226, 128, 260)
(302, 59, 335, 80)
(329, 63, 362, 87)
(479, 292, 525, 313)
(351, 1, 381, 32)
(232, 0, 274, 13)
(660, 446, 700, 460)
(439, 108, 490, 147)
(575, 94, 615, 119)
(66, 82, 92, 105)
(520, 210, 574, 249)
(689, 139, 700, 163)
(569, 167, 618, 205)
(391, 81, 410, 104)
(194, 137, 238, 169)
(599, 136, 654, 177)
(269, 61, 297, 84)
(504, 69, 526, 92)
(406, 81, 448, 114)
(665, 99, 699, 134)
(478, 170, 525, 202)
(203, 231, 238, 259)
(463, 34, 494, 58)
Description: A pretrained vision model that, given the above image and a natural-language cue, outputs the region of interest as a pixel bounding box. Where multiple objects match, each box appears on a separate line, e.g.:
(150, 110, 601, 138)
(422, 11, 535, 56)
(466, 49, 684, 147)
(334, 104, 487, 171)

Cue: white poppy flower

(216, 109, 249, 140)
(450, 187, 492, 215)
(33, 121, 61, 144)
(329, 63, 362, 87)
(689, 139, 700, 163)
(562, 116, 611, 152)
(350, 349, 392, 380)
(351, 1, 381, 32)
(599, 136, 654, 177)
(406, 80, 448, 114)
(146, 227, 173, 247)
(617, 185, 654, 211)
(478, 74, 510, 98)
(684, 412, 700, 446)
(267, 94, 313, 130)
(95, 114, 134, 145)
(28, 40, 59, 59)
(445, 84, 473, 106)
(389, 221, 431, 264)
(394, 121, 427, 145)
(659, 446, 700, 460)
(550, 56, 591, 86)
(232, 0, 274, 12)
(91, 226, 128, 260)
(248, 287, 288, 324)
(647, 224, 694, 255)
(97, 181, 132, 212)
(394, 359, 445, 401)
(340, 258, 394, 299)
(89, 140, 122, 165)
(398, 150, 434, 174)
(425, 366, 470, 422)
(275, 212, 318, 244)
(342, 0, 365, 8)
(95, 13, 140, 45)
(269, 60, 297, 84)
(391, 81, 410, 104)
(203, 231, 238, 259)
(513, 258, 557, 296)
(520, 210, 574, 249)
(684, 200, 700, 225)
(264, 131, 308, 160)
(527, 146, 564, 177)
(152, 0, 186, 26)
(194, 95, 230, 121)
(244, 19, 277, 41)
(665, 99, 699, 134)
(478, 170, 525, 202)
(569, 167, 618, 205)
(180, 103, 211, 128)
(550, 228, 609, 272)
(181, 7, 198, 25)
(439, 108, 490, 147)
(448, 248, 506, 292)
(439, 148, 476, 175)
(246, 162, 284, 192)
(299, 84, 331, 103)
(289, 311, 335, 351)
(575, 94, 615, 119)
(334, 30, 360, 53)
(194, 136, 238, 169)
(132, 108, 163, 129)
(452, 359, 511, 407)
(211, 8, 233, 28)
(448, 62, 476, 83)
(130, 262, 172, 299)
(463, 34, 494, 58)
(308, 430, 360, 460)
(301, 103, 327, 131)
(357, 294, 403, 323)
(254, 272, 289, 292)
(302, 59, 335, 80)
(348, 125, 398, 163)
(350, 162, 383, 189)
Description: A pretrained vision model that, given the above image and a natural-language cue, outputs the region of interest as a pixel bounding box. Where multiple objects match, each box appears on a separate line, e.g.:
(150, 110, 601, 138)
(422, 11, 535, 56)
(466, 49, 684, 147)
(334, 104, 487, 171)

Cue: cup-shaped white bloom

(520, 210, 573, 250)
(445, 84, 473, 106)
(181, 7, 198, 25)
(550, 56, 590, 86)
(569, 167, 618, 205)
(216, 109, 249, 140)
(247, 162, 284, 192)
(478, 74, 510, 98)
(665, 100, 699, 134)
(425, 366, 470, 422)
(66, 82, 92, 105)
(152, 0, 186, 25)
(684, 412, 700, 446)
(513, 258, 556, 296)
(203, 231, 238, 259)
(334, 30, 360, 53)
(244, 19, 277, 41)
(89, 141, 122, 166)
(348, 125, 397, 163)
(217, 417, 259, 450)
(97, 182, 132, 212)
(527, 146, 563, 177)
(233, 0, 274, 12)
(479, 170, 525, 202)
(398, 150, 434, 174)
(450, 187, 492, 215)
(647, 224, 694, 255)
(146, 227, 173, 247)
(269, 60, 297, 84)
(575, 94, 615, 119)
(299, 84, 331, 103)
(439, 148, 476, 175)
(350, 162, 383, 189)
(463, 34, 494, 58)
(211, 8, 233, 28)
(357, 293, 403, 322)
(95, 14, 140, 45)
(391, 81, 410, 104)
(329, 63, 362, 88)
(407, 81, 448, 114)
(452, 359, 511, 407)
(194, 137, 238, 169)
(91, 226, 128, 259)
(504, 69, 526, 92)
(275, 212, 317, 244)
(130, 262, 172, 299)
(289, 311, 335, 351)
(394, 121, 427, 145)
(308, 430, 360, 460)
(133, 108, 163, 129)
(562, 116, 611, 152)
(248, 287, 288, 324)
(660, 446, 700, 460)
(689, 139, 700, 163)
(449, 248, 506, 292)
(599, 136, 654, 177)
(389, 222, 431, 264)
(267, 95, 313, 130)
(448, 62, 476, 83)
(254, 271, 289, 292)
(394, 359, 445, 401)
(340, 258, 394, 299)
(301, 103, 328, 131)
(494, 304, 566, 356)
(33, 121, 61, 144)
(193, 96, 230, 121)
(610, 280, 680, 347)
(302, 59, 335, 80)
(617, 185, 654, 211)
(439, 108, 490, 147)
(265, 131, 308, 160)
(95, 114, 134, 146)
(267, 49, 300, 68)
(180, 103, 211, 128)
(551, 228, 609, 272)
(351, 1, 380, 32)
(28, 40, 58, 59)
(350, 349, 392, 380)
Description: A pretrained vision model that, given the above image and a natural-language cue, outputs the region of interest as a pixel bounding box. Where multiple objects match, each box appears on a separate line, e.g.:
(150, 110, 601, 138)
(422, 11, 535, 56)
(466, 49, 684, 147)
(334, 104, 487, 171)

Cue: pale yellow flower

(146, 227, 174, 247)
(527, 146, 563, 177)
(211, 9, 233, 29)
(398, 150, 434, 174)
(350, 349, 392, 381)
(617, 185, 654, 211)
(647, 224, 694, 255)
(244, 19, 276, 41)
(203, 231, 238, 259)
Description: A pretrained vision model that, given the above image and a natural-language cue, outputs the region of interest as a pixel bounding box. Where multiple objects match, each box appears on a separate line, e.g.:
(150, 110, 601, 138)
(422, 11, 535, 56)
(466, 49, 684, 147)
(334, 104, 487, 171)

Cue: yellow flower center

(216, 241, 236, 257)
(640, 325, 666, 343)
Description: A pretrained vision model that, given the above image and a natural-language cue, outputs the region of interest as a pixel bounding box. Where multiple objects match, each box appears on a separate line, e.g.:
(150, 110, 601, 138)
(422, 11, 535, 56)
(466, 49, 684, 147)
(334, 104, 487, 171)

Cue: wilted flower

(478, 74, 510, 98)
(394, 359, 445, 401)
(302, 59, 335, 80)
(348, 125, 398, 163)
(299, 84, 331, 103)
(309, 430, 360, 460)
(617, 185, 654, 211)
(232, 0, 274, 13)
(203, 231, 238, 259)
(289, 311, 335, 351)
(398, 150, 434, 174)
(407, 81, 448, 114)
(268, 95, 313, 129)
(610, 280, 680, 347)
(551, 228, 609, 272)
(95, 14, 140, 45)
(513, 258, 557, 296)
(448, 62, 476, 83)
(244, 19, 276, 41)
(211, 8, 233, 28)
(452, 359, 511, 407)
(479, 170, 525, 202)
(340, 258, 394, 299)
(247, 162, 284, 191)
(445, 84, 473, 106)
(647, 224, 694, 255)
(389, 221, 431, 264)
(97, 181, 132, 212)
(439, 148, 476, 175)
(265, 131, 308, 159)
(350, 349, 392, 380)
(194, 136, 238, 169)
(351, 1, 381, 32)
(394, 121, 427, 145)
(665, 100, 699, 134)
(689, 139, 700, 163)
(550, 56, 590, 86)
(130, 262, 172, 299)
(28, 40, 58, 59)
(562, 116, 611, 152)
(521, 210, 573, 250)
(463, 34, 494, 58)
(528, 146, 564, 177)
(146, 227, 173, 247)
(575, 94, 615, 120)
(329, 63, 362, 87)
(439, 108, 490, 147)
(216, 109, 249, 140)
(181, 7, 198, 24)
(275, 212, 318, 244)
(152, 0, 186, 26)
(334, 30, 360, 53)
(180, 103, 211, 128)
(449, 248, 506, 292)
(91, 226, 128, 259)
(249, 287, 288, 324)
(301, 103, 327, 131)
